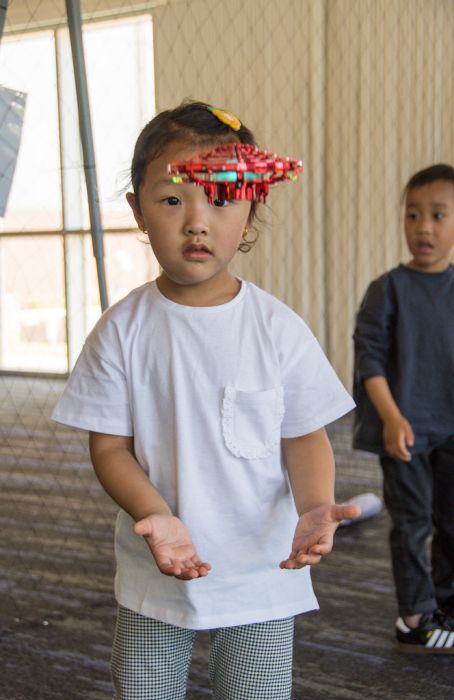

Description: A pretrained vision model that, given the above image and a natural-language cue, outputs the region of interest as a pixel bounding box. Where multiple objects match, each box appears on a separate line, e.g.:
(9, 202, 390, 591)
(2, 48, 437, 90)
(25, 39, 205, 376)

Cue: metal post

(65, 0, 109, 311)
(0, 1, 8, 43)
(0, 1, 10, 366)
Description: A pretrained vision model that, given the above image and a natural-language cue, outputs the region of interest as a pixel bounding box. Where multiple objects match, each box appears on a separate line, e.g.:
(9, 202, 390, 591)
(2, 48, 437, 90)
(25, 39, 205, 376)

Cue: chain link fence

(1, 0, 453, 622)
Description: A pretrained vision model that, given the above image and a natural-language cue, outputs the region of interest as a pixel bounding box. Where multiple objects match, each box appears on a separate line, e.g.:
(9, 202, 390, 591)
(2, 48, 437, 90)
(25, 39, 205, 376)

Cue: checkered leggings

(112, 605, 294, 699)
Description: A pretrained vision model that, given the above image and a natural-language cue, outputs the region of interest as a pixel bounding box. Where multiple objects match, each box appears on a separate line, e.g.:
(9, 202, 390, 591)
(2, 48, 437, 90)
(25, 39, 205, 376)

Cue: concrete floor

(0, 377, 453, 699)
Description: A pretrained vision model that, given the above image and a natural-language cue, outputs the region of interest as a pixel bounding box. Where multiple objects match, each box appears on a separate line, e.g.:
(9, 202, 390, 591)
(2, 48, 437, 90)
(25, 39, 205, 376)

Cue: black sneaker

(396, 610, 454, 653)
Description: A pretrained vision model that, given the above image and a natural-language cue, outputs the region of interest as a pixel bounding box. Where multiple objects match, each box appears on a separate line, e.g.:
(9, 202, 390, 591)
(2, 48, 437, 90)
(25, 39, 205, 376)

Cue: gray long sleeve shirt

(353, 264, 454, 455)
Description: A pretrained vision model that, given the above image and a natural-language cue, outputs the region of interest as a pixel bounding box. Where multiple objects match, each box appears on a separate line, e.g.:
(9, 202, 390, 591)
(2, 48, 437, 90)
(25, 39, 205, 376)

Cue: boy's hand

(383, 415, 414, 461)
(134, 514, 211, 580)
(279, 503, 361, 569)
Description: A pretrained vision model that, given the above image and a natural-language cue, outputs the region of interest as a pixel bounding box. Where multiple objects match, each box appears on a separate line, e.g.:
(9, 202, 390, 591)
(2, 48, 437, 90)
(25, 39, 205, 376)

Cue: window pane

(0, 236, 67, 372)
(83, 17, 154, 229)
(104, 232, 159, 304)
(0, 18, 156, 374)
(83, 232, 158, 321)
(0, 33, 62, 231)
(63, 233, 157, 369)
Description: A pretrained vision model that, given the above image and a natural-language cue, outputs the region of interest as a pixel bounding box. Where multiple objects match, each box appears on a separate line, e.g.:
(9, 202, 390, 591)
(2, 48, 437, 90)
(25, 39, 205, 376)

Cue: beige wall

(153, 0, 327, 342)
(324, 0, 454, 382)
(153, 0, 454, 385)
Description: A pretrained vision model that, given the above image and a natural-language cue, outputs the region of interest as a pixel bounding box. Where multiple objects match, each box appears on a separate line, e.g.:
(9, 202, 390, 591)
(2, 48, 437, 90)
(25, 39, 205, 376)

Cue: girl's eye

(164, 196, 180, 206)
(406, 212, 417, 221)
(212, 198, 230, 208)
(434, 212, 444, 220)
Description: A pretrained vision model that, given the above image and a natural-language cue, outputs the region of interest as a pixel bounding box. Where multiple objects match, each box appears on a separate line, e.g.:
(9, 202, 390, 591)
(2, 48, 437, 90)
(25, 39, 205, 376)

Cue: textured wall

(153, 0, 454, 384)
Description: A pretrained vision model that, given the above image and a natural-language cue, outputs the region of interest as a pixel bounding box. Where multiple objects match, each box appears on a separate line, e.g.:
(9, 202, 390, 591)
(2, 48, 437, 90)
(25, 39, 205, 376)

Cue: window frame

(0, 15, 155, 376)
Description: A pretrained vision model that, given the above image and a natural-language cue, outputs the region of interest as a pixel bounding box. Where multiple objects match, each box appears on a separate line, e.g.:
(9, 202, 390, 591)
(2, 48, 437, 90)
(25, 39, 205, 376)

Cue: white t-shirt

(53, 280, 354, 630)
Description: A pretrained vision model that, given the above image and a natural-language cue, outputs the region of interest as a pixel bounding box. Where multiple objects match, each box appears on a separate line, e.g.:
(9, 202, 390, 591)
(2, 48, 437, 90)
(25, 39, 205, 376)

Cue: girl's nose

(183, 205, 209, 236)
(184, 223, 208, 236)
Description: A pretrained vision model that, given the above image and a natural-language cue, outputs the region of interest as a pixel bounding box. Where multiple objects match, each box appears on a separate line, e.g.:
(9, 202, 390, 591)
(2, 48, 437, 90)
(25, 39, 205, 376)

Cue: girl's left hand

(279, 503, 361, 569)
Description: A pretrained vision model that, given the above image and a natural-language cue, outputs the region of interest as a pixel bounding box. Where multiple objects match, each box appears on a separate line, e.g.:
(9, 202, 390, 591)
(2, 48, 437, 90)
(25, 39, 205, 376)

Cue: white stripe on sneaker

(435, 631, 449, 648)
(446, 632, 454, 648)
(426, 629, 441, 647)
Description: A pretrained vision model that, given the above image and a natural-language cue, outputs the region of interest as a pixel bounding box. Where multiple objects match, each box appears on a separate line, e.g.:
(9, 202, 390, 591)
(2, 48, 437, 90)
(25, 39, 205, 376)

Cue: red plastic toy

(168, 143, 303, 203)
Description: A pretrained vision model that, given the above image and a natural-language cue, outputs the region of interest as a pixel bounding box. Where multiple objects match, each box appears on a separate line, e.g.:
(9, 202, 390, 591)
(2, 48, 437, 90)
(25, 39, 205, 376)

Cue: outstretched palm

(134, 514, 211, 580)
(280, 503, 361, 569)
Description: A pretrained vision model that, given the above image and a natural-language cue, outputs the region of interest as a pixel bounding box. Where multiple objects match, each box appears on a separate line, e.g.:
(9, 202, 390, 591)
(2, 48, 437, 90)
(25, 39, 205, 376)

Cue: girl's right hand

(383, 415, 414, 461)
(134, 514, 211, 580)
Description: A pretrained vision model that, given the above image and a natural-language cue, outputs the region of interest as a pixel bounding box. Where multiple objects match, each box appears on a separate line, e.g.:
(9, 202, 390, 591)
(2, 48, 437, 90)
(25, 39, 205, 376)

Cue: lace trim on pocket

(221, 386, 284, 460)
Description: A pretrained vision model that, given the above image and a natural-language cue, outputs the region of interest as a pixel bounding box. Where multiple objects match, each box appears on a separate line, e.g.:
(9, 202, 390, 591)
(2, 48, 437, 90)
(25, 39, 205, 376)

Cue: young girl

(53, 101, 359, 699)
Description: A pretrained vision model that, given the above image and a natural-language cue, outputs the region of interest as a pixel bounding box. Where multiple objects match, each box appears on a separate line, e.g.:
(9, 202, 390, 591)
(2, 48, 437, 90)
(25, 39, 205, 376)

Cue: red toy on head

(169, 142, 303, 204)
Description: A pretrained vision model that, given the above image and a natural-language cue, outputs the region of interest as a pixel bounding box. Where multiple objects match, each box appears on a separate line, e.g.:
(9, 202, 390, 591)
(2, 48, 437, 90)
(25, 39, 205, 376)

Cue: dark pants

(380, 437, 454, 617)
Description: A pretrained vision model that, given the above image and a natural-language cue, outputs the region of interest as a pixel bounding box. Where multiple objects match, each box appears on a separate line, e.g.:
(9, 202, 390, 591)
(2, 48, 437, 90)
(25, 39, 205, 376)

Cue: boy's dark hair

(403, 163, 454, 199)
(130, 100, 258, 250)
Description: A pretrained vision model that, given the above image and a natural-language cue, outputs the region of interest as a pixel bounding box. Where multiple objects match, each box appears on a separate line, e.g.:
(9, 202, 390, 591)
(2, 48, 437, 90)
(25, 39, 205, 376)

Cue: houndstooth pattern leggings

(112, 605, 294, 699)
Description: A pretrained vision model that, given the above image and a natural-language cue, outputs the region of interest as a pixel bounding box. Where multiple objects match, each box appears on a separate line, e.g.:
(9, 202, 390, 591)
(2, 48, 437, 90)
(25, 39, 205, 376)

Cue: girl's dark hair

(131, 100, 258, 249)
(403, 163, 454, 200)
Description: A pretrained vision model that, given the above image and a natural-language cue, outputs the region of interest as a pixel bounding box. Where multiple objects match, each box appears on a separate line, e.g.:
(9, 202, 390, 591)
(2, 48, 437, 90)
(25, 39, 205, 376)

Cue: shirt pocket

(221, 386, 284, 460)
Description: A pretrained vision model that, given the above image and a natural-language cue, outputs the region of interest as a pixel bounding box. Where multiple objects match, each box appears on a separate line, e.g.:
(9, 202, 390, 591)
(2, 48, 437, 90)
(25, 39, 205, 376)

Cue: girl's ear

(126, 192, 145, 231)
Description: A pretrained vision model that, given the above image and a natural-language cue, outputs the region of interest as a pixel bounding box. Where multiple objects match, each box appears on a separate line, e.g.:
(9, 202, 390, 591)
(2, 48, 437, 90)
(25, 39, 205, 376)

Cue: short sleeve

(280, 331, 355, 439)
(52, 337, 133, 436)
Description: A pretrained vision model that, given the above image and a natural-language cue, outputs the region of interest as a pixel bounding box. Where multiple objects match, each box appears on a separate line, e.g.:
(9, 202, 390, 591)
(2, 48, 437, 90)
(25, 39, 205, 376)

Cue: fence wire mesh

(0, 0, 453, 622)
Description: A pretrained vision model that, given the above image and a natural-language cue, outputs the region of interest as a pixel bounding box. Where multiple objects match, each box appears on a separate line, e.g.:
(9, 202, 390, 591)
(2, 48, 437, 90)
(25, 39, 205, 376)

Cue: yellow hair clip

(208, 105, 241, 131)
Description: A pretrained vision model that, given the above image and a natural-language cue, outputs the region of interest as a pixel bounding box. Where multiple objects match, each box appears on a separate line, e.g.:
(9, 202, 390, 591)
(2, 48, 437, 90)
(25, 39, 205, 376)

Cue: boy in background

(353, 164, 454, 653)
